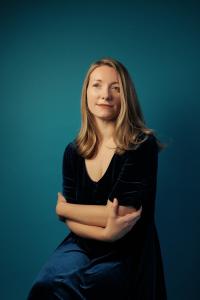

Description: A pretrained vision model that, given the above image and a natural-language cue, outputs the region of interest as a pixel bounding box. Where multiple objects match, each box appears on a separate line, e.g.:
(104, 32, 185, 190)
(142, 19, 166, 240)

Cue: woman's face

(86, 65, 121, 122)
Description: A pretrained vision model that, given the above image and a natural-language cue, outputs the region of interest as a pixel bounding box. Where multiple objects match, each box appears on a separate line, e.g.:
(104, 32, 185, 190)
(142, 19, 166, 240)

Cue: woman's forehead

(89, 65, 119, 82)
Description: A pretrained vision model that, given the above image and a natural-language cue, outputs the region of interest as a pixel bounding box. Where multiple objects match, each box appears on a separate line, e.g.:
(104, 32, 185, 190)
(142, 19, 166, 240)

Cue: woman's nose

(101, 87, 111, 99)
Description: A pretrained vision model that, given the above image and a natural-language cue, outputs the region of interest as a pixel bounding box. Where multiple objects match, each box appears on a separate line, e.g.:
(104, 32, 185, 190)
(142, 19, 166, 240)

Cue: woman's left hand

(103, 198, 142, 242)
(57, 192, 67, 204)
(56, 192, 67, 217)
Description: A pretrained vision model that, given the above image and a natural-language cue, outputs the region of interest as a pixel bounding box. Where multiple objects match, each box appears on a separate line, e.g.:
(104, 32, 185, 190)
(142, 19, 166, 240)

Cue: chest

(84, 150, 116, 183)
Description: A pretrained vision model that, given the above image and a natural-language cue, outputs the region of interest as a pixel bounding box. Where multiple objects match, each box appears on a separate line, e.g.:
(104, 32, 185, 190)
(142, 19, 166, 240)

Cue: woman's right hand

(103, 198, 142, 242)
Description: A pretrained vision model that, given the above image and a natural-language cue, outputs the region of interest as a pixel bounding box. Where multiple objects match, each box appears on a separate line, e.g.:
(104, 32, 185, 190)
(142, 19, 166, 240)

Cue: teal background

(0, 0, 199, 299)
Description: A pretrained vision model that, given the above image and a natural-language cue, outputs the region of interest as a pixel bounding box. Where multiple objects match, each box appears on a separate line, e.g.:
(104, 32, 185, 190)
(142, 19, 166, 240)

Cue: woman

(27, 57, 167, 299)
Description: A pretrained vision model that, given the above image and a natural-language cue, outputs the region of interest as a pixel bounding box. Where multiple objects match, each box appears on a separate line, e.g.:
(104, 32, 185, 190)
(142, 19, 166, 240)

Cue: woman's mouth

(97, 104, 113, 108)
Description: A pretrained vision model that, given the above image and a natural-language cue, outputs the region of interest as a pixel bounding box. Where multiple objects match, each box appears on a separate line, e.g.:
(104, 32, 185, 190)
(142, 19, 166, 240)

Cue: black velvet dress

(27, 134, 167, 300)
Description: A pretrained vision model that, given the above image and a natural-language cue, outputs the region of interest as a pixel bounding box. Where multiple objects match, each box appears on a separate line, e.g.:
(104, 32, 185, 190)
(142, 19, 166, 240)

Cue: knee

(27, 276, 54, 300)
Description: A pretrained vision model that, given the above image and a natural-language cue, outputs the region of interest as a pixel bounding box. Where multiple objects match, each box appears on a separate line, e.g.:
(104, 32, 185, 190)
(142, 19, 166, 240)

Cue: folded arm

(56, 194, 138, 228)
(58, 199, 141, 242)
(64, 219, 106, 241)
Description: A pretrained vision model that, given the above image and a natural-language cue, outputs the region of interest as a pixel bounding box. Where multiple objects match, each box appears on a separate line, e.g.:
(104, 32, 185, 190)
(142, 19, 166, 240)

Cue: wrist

(101, 227, 113, 242)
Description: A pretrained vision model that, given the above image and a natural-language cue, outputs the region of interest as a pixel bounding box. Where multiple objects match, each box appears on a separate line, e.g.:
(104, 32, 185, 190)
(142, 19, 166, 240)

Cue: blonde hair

(74, 57, 165, 158)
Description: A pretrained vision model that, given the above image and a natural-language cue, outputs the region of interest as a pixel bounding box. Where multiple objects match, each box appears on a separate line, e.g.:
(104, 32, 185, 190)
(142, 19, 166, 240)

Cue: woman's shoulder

(127, 133, 158, 159)
(140, 133, 157, 147)
(132, 133, 157, 150)
(63, 139, 78, 158)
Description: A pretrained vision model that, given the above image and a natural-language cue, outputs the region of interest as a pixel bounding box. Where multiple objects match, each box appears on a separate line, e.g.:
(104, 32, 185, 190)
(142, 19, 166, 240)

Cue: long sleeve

(108, 134, 158, 211)
(62, 142, 77, 204)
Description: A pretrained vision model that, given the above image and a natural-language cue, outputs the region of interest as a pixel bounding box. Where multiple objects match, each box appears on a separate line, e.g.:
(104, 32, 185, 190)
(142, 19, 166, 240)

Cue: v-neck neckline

(83, 152, 116, 184)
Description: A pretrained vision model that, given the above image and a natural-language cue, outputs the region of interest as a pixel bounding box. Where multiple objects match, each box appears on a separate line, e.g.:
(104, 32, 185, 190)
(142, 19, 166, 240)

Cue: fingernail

(113, 198, 117, 206)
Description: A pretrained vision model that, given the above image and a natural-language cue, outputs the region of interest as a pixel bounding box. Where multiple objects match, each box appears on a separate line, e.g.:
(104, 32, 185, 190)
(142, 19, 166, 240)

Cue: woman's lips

(97, 104, 113, 108)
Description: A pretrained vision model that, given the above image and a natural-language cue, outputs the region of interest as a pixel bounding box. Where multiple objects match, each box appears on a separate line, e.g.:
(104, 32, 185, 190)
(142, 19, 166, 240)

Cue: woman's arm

(56, 193, 138, 227)
(64, 199, 142, 242)
(65, 219, 106, 241)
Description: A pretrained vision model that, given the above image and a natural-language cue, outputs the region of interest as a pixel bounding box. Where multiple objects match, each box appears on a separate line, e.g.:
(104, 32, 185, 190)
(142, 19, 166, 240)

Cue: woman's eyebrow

(93, 79, 119, 84)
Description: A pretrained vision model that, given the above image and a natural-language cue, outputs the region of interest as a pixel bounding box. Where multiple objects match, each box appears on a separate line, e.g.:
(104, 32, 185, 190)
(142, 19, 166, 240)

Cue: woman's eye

(113, 86, 120, 92)
(92, 84, 120, 92)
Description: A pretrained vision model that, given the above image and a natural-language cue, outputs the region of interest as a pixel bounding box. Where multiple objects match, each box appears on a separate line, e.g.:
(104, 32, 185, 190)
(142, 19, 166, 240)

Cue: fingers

(108, 199, 142, 221)
(110, 198, 119, 217)
(121, 206, 142, 223)
(122, 215, 140, 231)
(57, 192, 67, 202)
(131, 205, 142, 217)
(124, 214, 140, 225)
(106, 199, 113, 207)
(58, 192, 66, 199)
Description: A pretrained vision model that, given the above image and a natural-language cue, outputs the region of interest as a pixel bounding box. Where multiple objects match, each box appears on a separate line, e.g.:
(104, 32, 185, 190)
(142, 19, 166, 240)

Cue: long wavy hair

(74, 57, 166, 158)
